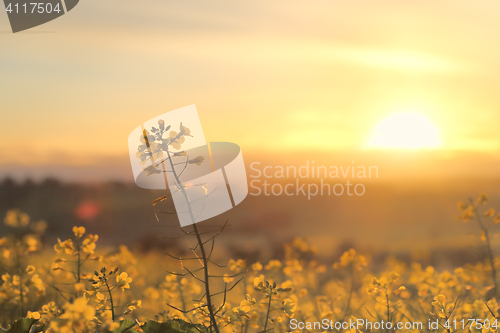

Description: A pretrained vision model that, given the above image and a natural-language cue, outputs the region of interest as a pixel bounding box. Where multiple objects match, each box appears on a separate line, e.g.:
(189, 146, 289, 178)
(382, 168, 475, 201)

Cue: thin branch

(207, 236, 216, 260)
(208, 259, 227, 268)
(209, 272, 245, 278)
(166, 303, 208, 314)
(166, 253, 200, 261)
(214, 283, 228, 315)
(209, 277, 245, 297)
(184, 267, 206, 284)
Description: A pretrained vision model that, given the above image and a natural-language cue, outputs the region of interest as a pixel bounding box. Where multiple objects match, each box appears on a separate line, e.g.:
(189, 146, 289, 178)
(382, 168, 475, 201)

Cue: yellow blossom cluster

(1, 198, 500, 333)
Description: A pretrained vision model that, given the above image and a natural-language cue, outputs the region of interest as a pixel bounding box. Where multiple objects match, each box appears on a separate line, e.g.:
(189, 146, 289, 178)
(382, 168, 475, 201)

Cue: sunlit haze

(2, 0, 500, 181)
(369, 113, 441, 149)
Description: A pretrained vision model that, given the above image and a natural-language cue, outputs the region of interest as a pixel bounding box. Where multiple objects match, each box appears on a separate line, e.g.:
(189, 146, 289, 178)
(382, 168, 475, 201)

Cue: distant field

(1, 177, 499, 269)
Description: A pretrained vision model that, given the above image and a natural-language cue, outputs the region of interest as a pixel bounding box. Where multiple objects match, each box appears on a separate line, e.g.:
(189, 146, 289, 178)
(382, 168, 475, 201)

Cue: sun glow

(369, 112, 442, 149)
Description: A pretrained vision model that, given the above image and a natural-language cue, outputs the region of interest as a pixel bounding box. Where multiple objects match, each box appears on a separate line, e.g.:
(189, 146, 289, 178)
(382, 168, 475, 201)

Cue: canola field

(0, 194, 499, 332)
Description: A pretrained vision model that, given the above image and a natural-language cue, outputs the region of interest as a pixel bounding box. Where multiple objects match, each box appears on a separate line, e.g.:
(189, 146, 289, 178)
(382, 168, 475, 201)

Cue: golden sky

(1, 0, 500, 180)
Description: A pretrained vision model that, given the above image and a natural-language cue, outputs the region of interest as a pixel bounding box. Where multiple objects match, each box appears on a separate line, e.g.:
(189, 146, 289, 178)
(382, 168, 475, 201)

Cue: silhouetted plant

(139, 119, 243, 333)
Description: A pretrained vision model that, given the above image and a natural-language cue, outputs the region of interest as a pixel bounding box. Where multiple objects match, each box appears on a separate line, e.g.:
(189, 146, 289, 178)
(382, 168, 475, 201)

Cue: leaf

(152, 195, 170, 206)
(27, 322, 46, 333)
(140, 319, 205, 333)
(1, 318, 38, 333)
(113, 319, 140, 333)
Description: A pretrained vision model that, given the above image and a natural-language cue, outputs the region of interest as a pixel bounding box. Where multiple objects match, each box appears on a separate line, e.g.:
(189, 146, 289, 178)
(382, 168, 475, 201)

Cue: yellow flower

(252, 262, 263, 271)
(188, 156, 205, 166)
(74, 283, 85, 293)
(116, 272, 132, 292)
(31, 274, 45, 293)
(179, 123, 192, 136)
(12, 275, 20, 286)
(291, 237, 310, 252)
(94, 292, 106, 309)
(26, 265, 36, 274)
(81, 234, 98, 254)
(143, 164, 161, 176)
(333, 249, 367, 270)
(485, 208, 496, 217)
(228, 259, 245, 272)
(265, 260, 282, 270)
(393, 286, 406, 295)
(254, 275, 265, 288)
(73, 226, 85, 238)
(129, 300, 142, 308)
(298, 288, 308, 297)
(158, 119, 165, 131)
(83, 290, 95, 299)
(282, 296, 297, 316)
(389, 271, 400, 283)
(144, 287, 160, 300)
(283, 260, 303, 276)
(168, 131, 186, 150)
(41, 302, 57, 314)
(239, 294, 255, 312)
(27, 311, 41, 320)
(24, 235, 38, 252)
(4, 209, 30, 227)
(54, 239, 74, 255)
(61, 297, 95, 321)
(371, 277, 381, 287)
(281, 280, 293, 290)
(476, 194, 488, 205)
(233, 307, 249, 317)
(461, 205, 476, 222)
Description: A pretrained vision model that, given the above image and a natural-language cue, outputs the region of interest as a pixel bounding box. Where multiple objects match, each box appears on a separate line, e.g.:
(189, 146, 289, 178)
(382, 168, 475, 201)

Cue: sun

(369, 112, 442, 149)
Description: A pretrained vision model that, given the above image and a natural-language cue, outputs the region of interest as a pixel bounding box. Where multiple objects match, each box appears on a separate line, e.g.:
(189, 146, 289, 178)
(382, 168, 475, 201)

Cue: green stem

(15, 245, 24, 317)
(165, 147, 220, 333)
(77, 250, 81, 283)
(473, 202, 498, 296)
(178, 281, 186, 312)
(105, 279, 115, 321)
(193, 223, 220, 333)
(244, 318, 249, 333)
(263, 293, 273, 332)
(385, 290, 390, 333)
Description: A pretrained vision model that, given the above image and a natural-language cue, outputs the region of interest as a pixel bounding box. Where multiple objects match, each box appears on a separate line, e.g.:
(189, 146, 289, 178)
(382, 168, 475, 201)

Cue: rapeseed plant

(0, 194, 500, 332)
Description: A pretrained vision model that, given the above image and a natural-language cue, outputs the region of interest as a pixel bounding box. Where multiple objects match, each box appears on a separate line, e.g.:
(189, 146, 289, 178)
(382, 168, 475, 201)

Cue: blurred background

(1, 0, 500, 267)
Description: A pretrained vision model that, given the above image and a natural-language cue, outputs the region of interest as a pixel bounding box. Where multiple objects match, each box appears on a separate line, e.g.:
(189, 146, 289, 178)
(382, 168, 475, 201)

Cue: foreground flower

(116, 272, 132, 291)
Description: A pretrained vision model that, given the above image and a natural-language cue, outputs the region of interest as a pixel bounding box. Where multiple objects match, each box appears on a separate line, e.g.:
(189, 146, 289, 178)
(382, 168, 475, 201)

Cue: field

(2, 0, 499, 331)
(0, 193, 500, 332)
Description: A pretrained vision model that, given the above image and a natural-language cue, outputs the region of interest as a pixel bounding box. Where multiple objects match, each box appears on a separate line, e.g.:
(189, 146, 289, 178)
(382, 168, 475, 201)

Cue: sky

(1, 0, 500, 181)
